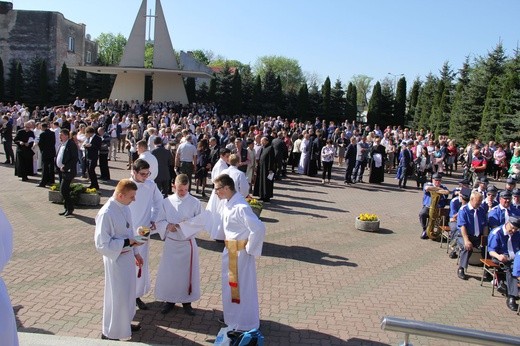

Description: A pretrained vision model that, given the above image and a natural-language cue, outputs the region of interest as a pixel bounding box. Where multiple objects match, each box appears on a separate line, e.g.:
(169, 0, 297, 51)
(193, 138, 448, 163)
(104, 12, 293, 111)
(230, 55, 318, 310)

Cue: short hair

(133, 158, 150, 172)
(61, 128, 70, 137)
(115, 178, 138, 195)
(41, 122, 48, 129)
(86, 126, 96, 134)
(175, 173, 189, 186)
(214, 173, 235, 192)
(154, 136, 163, 145)
(228, 154, 239, 166)
(137, 140, 148, 150)
(219, 148, 231, 156)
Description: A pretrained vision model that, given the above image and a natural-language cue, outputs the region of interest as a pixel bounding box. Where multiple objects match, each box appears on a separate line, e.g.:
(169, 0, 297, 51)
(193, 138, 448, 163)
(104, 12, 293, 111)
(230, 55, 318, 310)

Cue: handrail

(381, 316, 520, 346)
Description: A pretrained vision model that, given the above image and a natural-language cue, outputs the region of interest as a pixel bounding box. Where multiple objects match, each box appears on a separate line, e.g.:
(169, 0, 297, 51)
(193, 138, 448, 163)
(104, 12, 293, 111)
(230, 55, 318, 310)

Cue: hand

(129, 238, 144, 247)
(135, 254, 143, 267)
(498, 254, 509, 262)
(464, 240, 473, 251)
(166, 223, 178, 232)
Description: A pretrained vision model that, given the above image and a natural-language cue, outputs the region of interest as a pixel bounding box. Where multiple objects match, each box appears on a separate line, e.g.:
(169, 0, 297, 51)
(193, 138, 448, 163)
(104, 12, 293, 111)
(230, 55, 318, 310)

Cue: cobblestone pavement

(1, 154, 518, 345)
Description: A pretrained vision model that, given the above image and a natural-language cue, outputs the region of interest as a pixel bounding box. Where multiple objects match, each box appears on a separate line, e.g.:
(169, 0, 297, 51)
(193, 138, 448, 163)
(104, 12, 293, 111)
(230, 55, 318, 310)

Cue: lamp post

(388, 73, 404, 92)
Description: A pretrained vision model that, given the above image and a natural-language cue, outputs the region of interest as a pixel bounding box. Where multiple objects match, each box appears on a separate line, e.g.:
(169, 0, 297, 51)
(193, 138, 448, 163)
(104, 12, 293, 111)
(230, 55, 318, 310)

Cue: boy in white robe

(207, 148, 231, 240)
(155, 174, 205, 315)
(128, 159, 163, 310)
(221, 154, 250, 198)
(0, 208, 19, 346)
(213, 174, 265, 331)
(94, 179, 145, 341)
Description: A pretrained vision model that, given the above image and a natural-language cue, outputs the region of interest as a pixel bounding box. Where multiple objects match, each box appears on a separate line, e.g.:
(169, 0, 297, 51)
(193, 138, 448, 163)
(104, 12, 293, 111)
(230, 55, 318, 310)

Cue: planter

(48, 190, 101, 206)
(251, 206, 262, 218)
(355, 217, 380, 232)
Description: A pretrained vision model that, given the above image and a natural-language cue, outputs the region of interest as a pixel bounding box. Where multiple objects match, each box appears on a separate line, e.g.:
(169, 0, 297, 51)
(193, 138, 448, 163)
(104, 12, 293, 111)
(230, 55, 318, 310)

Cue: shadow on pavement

(14, 305, 54, 335)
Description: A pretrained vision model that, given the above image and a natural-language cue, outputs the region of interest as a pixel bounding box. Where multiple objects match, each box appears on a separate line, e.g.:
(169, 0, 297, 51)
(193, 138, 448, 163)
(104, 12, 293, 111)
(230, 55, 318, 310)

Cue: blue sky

(15, 0, 520, 87)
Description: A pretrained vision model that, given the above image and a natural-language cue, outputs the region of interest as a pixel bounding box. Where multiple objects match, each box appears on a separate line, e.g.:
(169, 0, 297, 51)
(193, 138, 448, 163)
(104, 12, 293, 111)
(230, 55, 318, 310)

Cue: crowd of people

(2, 97, 520, 341)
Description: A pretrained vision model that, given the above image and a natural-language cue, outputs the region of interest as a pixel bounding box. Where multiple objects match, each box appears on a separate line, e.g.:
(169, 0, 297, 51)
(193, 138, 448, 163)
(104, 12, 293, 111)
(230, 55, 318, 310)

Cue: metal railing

(381, 316, 520, 346)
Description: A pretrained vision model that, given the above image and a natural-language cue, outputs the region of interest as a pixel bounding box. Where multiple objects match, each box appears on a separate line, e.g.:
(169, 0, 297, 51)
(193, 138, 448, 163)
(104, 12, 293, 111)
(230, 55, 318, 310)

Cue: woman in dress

(335, 132, 347, 167)
(493, 144, 507, 181)
(297, 132, 310, 175)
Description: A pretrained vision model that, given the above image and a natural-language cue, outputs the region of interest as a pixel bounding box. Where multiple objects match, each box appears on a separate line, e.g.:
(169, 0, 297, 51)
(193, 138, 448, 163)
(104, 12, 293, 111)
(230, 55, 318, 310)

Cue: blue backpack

(228, 328, 264, 346)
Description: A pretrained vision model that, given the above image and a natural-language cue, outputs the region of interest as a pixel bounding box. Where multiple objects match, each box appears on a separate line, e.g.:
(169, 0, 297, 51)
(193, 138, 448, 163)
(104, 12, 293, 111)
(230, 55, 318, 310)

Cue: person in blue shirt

(488, 190, 518, 230)
(448, 188, 471, 258)
(512, 189, 520, 214)
(481, 185, 499, 213)
(492, 216, 520, 311)
(418, 173, 450, 239)
(457, 191, 488, 280)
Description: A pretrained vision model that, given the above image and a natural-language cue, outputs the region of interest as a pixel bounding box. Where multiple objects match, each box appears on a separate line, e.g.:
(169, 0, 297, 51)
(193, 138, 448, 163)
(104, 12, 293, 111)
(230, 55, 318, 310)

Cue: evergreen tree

(297, 83, 310, 121)
(330, 78, 345, 121)
(394, 77, 407, 127)
(74, 70, 87, 98)
(7, 59, 23, 102)
(230, 69, 242, 115)
(406, 78, 421, 126)
(240, 66, 255, 114)
(449, 57, 471, 140)
(308, 81, 322, 120)
(195, 82, 209, 103)
(321, 76, 331, 118)
(275, 75, 284, 113)
(208, 75, 217, 103)
(380, 79, 394, 127)
(185, 77, 196, 104)
(367, 81, 382, 126)
(56, 63, 71, 104)
(414, 73, 438, 131)
(215, 63, 233, 114)
(498, 48, 520, 142)
(345, 82, 357, 122)
(38, 60, 49, 106)
(479, 77, 502, 142)
(252, 75, 262, 114)
(262, 69, 278, 115)
(0, 57, 4, 101)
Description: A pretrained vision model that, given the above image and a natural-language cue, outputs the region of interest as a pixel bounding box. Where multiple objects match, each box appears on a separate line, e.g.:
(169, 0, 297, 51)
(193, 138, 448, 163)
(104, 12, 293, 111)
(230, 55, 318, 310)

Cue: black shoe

(449, 251, 458, 259)
(161, 302, 175, 314)
(3, 160, 10, 164)
(136, 297, 148, 310)
(63, 210, 74, 217)
(420, 231, 429, 239)
(457, 267, 468, 280)
(130, 323, 141, 332)
(59, 210, 68, 216)
(101, 334, 119, 341)
(507, 297, 519, 311)
(36, 183, 46, 187)
(497, 283, 508, 296)
(182, 303, 195, 316)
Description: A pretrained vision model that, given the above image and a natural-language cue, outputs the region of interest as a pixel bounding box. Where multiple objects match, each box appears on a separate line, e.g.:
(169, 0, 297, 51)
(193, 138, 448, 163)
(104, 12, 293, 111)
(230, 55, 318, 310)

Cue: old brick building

(0, 1, 97, 79)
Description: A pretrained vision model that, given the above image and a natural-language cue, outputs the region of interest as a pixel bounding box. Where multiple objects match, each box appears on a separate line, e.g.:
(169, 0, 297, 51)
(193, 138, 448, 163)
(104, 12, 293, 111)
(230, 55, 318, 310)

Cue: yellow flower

(358, 213, 378, 221)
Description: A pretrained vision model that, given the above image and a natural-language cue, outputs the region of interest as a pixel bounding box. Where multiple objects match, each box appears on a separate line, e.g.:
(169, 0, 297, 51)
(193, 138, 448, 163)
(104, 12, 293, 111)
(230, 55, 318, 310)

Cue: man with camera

(488, 216, 520, 311)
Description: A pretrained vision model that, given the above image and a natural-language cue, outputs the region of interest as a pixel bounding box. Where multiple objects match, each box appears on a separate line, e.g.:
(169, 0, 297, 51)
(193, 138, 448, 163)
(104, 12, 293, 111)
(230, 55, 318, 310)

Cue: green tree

(498, 48, 520, 142)
(394, 77, 407, 127)
(479, 77, 502, 142)
(262, 68, 279, 115)
(7, 60, 24, 102)
(367, 81, 382, 126)
(330, 78, 345, 120)
(74, 70, 87, 98)
(208, 75, 217, 102)
(96, 33, 127, 66)
(351, 74, 372, 109)
(38, 60, 49, 105)
(297, 83, 310, 120)
(56, 63, 71, 104)
(230, 69, 242, 114)
(345, 82, 357, 122)
(251, 75, 262, 114)
(254, 55, 304, 93)
(321, 76, 331, 118)
(185, 77, 196, 104)
(380, 79, 394, 127)
(407, 78, 421, 126)
(449, 57, 471, 139)
(191, 49, 212, 65)
(415, 73, 438, 131)
(144, 42, 154, 68)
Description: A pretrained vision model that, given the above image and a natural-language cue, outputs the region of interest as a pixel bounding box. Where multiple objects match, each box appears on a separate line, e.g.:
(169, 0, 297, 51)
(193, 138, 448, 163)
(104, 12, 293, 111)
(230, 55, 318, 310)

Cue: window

(86, 51, 92, 63)
(68, 36, 75, 52)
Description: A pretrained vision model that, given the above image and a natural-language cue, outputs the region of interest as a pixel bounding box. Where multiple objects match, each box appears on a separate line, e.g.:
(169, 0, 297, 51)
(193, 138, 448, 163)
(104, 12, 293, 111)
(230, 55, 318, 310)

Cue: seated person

(497, 177, 517, 201)
(451, 179, 471, 200)
(481, 185, 499, 214)
(418, 173, 450, 239)
(490, 216, 520, 311)
(512, 188, 520, 213)
(448, 188, 471, 258)
(489, 190, 518, 230)
(473, 176, 489, 197)
(457, 191, 488, 280)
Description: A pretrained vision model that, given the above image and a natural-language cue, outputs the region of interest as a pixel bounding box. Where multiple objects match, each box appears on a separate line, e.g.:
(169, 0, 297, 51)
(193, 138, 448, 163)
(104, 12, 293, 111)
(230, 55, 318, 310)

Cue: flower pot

(251, 207, 262, 218)
(48, 190, 100, 206)
(355, 217, 380, 232)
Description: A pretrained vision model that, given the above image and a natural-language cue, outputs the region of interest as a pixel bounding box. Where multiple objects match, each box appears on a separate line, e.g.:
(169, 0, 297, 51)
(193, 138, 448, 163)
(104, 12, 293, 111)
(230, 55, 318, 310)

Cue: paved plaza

(1, 155, 519, 345)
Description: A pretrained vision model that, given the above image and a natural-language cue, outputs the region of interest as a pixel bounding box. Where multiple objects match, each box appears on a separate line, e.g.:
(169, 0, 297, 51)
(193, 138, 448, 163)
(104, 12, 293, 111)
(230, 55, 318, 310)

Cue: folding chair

(437, 209, 451, 252)
(480, 248, 500, 296)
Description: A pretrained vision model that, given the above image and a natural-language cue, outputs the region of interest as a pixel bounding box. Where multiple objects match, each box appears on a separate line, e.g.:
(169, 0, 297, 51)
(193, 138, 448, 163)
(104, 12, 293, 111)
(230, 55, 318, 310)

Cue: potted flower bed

(355, 213, 380, 232)
(246, 196, 263, 218)
(48, 183, 100, 206)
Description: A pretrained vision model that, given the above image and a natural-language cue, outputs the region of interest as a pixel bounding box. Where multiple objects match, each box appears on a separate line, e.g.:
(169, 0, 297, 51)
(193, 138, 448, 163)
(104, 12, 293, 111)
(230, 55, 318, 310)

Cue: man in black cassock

(13, 122, 35, 181)
(368, 136, 386, 184)
(253, 137, 276, 202)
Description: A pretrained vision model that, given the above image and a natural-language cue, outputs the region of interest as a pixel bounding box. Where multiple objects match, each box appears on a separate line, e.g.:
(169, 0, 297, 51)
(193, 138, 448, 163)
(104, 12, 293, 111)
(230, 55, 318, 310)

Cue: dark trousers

(179, 162, 194, 191)
(419, 206, 430, 232)
(155, 179, 169, 198)
(40, 157, 55, 185)
(60, 171, 74, 212)
(87, 159, 99, 189)
(493, 259, 519, 298)
(291, 152, 301, 172)
(345, 159, 355, 183)
(352, 160, 367, 182)
(458, 235, 482, 269)
(99, 153, 110, 179)
(322, 161, 333, 181)
(3, 140, 14, 163)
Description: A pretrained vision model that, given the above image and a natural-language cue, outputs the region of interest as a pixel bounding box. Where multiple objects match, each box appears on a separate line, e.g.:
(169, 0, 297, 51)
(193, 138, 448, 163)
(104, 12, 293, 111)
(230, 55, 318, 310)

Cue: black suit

(1, 121, 14, 164)
(85, 134, 101, 189)
(58, 139, 79, 213)
(38, 129, 56, 186)
(152, 145, 173, 197)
